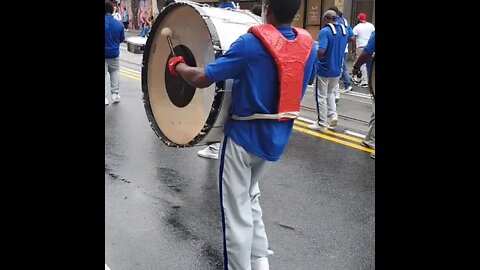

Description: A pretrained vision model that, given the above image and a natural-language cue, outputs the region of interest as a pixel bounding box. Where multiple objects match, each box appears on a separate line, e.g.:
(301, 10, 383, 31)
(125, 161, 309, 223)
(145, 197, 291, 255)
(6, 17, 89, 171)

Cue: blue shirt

(317, 23, 352, 77)
(364, 32, 375, 72)
(364, 32, 375, 55)
(336, 17, 354, 41)
(336, 17, 346, 26)
(219, 2, 236, 9)
(205, 26, 317, 161)
(105, 15, 125, 59)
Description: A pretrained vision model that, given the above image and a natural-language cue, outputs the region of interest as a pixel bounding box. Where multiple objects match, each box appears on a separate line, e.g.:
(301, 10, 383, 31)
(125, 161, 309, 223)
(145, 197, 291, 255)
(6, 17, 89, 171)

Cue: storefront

(296, 0, 375, 41)
(119, 0, 374, 34)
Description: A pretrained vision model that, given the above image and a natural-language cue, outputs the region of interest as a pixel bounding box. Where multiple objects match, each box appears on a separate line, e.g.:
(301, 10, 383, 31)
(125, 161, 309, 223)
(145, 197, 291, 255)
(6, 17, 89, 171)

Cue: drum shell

(141, 1, 261, 147)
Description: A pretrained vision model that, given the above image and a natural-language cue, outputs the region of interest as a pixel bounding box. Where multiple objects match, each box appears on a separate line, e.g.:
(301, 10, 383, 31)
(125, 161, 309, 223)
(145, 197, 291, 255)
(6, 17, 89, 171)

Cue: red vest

(249, 24, 313, 121)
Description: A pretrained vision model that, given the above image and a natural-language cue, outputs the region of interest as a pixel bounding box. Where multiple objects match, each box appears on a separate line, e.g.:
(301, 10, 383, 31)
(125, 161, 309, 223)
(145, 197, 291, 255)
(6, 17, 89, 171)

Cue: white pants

(105, 58, 120, 97)
(365, 101, 375, 148)
(219, 136, 271, 270)
(315, 76, 340, 127)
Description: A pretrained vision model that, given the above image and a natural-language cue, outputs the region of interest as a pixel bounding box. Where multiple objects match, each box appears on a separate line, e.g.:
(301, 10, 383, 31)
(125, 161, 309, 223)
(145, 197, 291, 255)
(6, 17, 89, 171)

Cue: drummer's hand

(168, 56, 186, 76)
(352, 66, 359, 76)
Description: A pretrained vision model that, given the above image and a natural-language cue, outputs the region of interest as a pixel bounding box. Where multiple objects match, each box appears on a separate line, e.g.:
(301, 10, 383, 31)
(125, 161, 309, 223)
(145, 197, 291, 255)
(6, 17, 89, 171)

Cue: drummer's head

(262, 0, 302, 25)
(105, 1, 114, 15)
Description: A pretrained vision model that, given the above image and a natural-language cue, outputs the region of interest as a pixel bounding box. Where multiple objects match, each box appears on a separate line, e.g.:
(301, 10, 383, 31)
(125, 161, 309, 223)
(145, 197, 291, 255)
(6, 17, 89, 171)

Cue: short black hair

(266, 0, 301, 24)
(105, 1, 114, 14)
(251, 4, 262, 16)
(328, 6, 342, 17)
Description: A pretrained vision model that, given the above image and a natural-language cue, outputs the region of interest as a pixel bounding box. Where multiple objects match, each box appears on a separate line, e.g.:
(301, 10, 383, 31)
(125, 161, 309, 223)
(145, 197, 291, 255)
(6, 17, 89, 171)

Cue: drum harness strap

(231, 112, 300, 121)
(232, 26, 343, 121)
(326, 23, 346, 36)
(231, 24, 313, 122)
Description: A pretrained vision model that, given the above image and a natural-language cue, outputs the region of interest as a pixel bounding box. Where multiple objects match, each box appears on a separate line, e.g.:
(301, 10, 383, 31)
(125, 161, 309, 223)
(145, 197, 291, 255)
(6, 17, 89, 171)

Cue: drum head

(369, 57, 375, 99)
(142, 2, 218, 147)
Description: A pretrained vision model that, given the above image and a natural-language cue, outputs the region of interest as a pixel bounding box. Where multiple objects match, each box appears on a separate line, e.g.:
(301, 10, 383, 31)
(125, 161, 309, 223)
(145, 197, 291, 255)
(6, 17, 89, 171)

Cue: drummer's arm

(173, 36, 246, 88)
(352, 50, 371, 75)
(175, 64, 214, 88)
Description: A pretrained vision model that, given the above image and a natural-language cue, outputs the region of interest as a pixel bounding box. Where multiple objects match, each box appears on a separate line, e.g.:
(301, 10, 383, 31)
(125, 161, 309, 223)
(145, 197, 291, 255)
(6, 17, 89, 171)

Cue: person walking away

(105, 1, 125, 105)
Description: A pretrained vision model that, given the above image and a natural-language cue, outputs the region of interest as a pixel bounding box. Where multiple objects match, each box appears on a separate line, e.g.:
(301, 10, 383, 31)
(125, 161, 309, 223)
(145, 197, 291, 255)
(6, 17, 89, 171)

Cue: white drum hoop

(141, 1, 261, 147)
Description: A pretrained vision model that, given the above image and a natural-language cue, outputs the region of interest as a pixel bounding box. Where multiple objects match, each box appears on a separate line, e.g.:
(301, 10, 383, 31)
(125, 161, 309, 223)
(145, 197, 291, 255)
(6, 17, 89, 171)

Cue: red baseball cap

(357, 13, 367, 23)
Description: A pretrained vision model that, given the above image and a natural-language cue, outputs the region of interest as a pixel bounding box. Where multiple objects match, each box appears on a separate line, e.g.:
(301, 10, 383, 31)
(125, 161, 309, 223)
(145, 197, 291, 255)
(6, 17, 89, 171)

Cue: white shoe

(251, 257, 269, 270)
(308, 122, 327, 131)
(359, 81, 368, 88)
(197, 145, 219, 159)
(105, 98, 109, 106)
(340, 86, 353, 93)
(351, 76, 361, 84)
(112, 94, 121, 103)
(329, 118, 338, 128)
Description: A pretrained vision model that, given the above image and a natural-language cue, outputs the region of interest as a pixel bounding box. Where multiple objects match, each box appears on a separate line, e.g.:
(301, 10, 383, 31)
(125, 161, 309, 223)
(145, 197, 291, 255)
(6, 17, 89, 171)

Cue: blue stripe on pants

(219, 135, 229, 270)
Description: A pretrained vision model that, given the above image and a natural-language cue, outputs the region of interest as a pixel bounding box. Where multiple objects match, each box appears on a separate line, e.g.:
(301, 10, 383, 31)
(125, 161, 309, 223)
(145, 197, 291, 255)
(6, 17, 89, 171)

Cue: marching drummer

(167, 0, 317, 269)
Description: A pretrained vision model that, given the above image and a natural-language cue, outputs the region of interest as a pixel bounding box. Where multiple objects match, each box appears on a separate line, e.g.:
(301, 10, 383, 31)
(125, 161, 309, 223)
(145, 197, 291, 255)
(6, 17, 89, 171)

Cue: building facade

(114, 0, 375, 36)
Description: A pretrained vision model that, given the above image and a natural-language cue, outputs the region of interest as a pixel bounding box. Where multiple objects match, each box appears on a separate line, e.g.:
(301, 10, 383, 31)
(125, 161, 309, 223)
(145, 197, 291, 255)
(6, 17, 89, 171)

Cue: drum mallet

(161, 27, 176, 56)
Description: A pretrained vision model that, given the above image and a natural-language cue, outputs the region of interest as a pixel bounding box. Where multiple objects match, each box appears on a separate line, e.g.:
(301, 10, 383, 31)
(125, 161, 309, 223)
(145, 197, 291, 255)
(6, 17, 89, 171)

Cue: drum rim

(141, 1, 226, 147)
(368, 56, 375, 100)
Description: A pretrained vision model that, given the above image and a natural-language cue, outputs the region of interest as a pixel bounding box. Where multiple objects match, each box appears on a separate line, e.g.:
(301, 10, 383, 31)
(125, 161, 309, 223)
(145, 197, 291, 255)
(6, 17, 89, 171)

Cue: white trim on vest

(340, 24, 346, 36)
(327, 23, 346, 36)
(327, 23, 337, 35)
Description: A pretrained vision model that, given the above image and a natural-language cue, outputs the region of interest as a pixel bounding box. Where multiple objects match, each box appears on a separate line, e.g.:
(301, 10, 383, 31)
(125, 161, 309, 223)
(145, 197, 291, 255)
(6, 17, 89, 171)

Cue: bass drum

(141, 1, 261, 147)
(369, 56, 375, 100)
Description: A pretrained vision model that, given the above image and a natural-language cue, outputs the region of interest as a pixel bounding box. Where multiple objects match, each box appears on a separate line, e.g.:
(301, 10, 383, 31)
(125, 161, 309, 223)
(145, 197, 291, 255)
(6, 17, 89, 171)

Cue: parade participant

(309, 10, 352, 131)
(352, 12, 375, 87)
(105, 0, 125, 105)
(328, 6, 354, 94)
(353, 32, 375, 159)
(167, 0, 317, 268)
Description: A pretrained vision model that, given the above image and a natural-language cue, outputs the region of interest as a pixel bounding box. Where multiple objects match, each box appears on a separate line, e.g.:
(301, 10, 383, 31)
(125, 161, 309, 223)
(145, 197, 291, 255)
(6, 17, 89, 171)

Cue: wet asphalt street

(105, 66, 375, 269)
